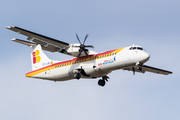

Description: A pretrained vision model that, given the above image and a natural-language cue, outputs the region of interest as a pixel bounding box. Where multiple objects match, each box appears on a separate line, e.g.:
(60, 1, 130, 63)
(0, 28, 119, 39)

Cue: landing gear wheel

(73, 72, 81, 79)
(98, 79, 106, 87)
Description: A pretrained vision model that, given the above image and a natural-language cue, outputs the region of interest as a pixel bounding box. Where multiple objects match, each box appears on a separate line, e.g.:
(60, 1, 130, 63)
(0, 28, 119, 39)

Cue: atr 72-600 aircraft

(7, 26, 172, 86)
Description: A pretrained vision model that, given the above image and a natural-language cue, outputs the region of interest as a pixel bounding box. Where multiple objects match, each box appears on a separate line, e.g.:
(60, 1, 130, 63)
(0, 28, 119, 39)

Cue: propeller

(74, 34, 94, 58)
(132, 67, 135, 75)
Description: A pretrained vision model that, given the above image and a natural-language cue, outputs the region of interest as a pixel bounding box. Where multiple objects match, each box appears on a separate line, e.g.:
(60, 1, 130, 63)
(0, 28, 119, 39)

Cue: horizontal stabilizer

(12, 38, 36, 46)
(12, 38, 61, 53)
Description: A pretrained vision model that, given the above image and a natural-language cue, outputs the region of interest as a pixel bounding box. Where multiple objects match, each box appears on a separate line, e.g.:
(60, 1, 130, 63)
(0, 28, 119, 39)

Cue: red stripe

(26, 49, 117, 75)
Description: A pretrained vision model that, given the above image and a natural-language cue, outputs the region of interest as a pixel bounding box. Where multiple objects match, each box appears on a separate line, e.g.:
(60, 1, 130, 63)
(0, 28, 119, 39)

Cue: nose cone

(142, 52, 150, 63)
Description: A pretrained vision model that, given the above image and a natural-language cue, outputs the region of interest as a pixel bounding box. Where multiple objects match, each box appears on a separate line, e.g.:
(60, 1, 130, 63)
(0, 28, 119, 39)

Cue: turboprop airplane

(7, 26, 172, 86)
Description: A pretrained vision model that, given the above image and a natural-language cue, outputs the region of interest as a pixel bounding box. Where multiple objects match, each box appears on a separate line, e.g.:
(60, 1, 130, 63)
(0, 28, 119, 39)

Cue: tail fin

(31, 44, 53, 71)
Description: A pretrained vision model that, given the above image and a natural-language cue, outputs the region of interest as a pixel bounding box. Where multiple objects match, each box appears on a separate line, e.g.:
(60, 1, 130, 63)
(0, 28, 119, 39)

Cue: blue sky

(0, 0, 180, 120)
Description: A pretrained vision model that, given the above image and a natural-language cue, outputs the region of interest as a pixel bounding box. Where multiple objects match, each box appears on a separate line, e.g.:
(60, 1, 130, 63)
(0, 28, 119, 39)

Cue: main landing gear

(73, 72, 81, 79)
(98, 76, 109, 87)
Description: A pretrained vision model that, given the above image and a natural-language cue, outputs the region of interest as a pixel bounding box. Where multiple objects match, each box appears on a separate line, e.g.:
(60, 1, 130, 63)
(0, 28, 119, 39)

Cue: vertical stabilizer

(31, 44, 53, 71)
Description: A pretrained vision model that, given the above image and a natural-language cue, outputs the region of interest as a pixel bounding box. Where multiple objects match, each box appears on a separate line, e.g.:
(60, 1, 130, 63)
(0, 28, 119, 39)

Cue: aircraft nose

(143, 52, 150, 62)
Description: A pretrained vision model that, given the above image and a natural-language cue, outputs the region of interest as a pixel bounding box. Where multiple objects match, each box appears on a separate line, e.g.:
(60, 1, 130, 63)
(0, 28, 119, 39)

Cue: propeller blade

(77, 48, 83, 58)
(76, 33, 82, 44)
(84, 49, 89, 58)
(83, 34, 89, 45)
(132, 67, 135, 75)
(85, 45, 94, 48)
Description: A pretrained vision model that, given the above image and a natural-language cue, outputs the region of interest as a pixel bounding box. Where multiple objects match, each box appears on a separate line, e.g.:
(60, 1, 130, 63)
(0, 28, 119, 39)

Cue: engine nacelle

(66, 44, 97, 57)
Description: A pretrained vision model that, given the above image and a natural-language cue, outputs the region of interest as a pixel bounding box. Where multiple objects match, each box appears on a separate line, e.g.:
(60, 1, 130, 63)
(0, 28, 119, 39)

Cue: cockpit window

(137, 47, 143, 50)
(129, 47, 144, 50)
(132, 47, 136, 50)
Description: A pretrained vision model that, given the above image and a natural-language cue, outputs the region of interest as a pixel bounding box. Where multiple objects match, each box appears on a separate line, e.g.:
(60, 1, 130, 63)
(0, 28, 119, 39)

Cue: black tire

(98, 79, 105, 86)
(73, 72, 81, 79)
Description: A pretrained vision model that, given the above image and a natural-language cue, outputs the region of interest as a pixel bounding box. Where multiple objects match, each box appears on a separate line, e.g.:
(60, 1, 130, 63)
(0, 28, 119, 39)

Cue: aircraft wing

(7, 26, 74, 55)
(123, 65, 172, 75)
(7, 26, 69, 48)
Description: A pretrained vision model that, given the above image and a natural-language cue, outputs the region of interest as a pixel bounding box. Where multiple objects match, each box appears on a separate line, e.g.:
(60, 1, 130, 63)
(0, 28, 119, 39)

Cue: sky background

(0, 0, 180, 120)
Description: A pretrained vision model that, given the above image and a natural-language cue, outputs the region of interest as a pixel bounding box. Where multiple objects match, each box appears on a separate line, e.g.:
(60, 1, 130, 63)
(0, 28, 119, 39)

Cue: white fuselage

(26, 45, 150, 81)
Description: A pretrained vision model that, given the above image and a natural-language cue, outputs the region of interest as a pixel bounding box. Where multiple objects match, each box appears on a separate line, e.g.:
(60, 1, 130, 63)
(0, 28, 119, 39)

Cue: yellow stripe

(26, 47, 124, 77)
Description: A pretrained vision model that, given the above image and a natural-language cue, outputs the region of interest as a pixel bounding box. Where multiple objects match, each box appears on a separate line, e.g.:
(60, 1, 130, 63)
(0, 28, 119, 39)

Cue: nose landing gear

(98, 76, 109, 87)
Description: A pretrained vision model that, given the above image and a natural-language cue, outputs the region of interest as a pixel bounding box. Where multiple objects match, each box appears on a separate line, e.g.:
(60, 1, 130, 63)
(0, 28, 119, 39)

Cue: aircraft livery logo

(32, 50, 41, 64)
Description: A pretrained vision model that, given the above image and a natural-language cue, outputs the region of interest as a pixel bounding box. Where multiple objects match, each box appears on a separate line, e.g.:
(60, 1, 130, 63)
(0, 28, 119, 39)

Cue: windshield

(129, 47, 144, 51)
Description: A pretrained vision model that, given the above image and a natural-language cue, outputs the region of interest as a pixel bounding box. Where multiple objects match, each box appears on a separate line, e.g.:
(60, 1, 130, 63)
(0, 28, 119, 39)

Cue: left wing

(7, 26, 74, 56)
(7, 26, 69, 48)
(123, 65, 172, 75)
(7, 26, 97, 57)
